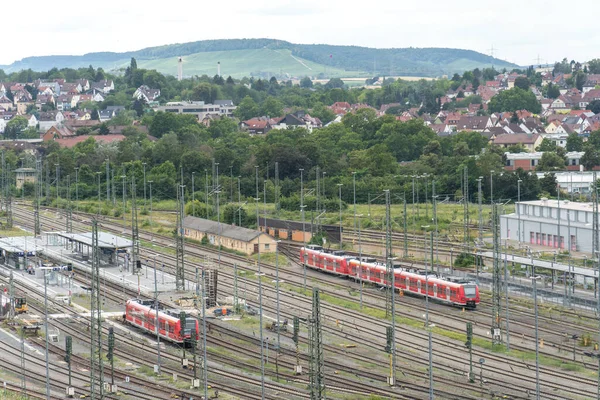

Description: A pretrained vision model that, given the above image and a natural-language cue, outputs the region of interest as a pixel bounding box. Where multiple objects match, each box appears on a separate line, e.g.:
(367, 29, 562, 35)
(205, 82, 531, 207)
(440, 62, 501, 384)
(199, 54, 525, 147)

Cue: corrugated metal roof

(183, 216, 263, 242)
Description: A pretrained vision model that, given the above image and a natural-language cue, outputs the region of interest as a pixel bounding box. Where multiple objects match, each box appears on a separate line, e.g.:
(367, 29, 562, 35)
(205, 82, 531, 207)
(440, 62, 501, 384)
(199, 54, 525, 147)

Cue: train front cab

(461, 284, 479, 309)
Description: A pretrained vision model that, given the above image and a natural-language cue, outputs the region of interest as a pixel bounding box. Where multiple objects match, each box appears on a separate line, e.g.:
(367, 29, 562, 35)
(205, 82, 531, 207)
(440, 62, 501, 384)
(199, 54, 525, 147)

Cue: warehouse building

(500, 198, 595, 253)
(183, 216, 275, 255)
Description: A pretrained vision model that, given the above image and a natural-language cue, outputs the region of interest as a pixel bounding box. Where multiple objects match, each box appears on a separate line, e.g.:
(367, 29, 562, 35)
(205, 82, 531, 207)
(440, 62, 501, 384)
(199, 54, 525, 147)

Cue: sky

(2, 0, 599, 66)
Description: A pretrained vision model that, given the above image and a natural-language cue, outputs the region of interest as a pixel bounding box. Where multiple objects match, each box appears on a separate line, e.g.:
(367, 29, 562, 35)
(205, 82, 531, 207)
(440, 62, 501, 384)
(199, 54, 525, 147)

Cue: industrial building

(156, 100, 236, 121)
(183, 216, 275, 255)
(500, 199, 596, 253)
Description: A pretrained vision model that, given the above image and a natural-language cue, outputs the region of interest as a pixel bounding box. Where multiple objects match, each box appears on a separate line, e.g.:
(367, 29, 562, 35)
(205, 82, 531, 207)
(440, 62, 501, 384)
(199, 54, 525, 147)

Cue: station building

(500, 198, 596, 253)
(183, 216, 275, 255)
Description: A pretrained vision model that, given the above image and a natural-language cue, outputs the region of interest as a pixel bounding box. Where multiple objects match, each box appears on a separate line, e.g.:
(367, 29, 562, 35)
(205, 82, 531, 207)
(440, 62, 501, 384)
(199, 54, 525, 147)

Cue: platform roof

(57, 232, 132, 250)
(0, 236, 40, 255)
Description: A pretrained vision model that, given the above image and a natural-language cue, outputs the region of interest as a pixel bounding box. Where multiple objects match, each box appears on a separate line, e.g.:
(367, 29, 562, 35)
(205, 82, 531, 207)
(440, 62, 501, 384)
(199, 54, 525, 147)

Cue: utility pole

(309, 287, 325, 399)
(477, 176, 483, 245)
(337, 183, 343, 249)
(315, 165, 320, 213)
(34, 158, 41, 236)
(106, 159, 110, 204)
(44, 268, 51, 399)
(192, 172, 195, 216)
(491, 202, 502, 346)
(300, 168, 306, 289)
(66, 175, 72, 233)
(403, 195, 408, 258)
(275, 162, 280, 214)
(90, 219, 104, 399)
(121, 174, 126, 219)
(255, 165, 265, 400)
(143, 162, 147, 209)
(153, 256, 161, 375)
(131, 175, 140, 276)
(74, 167, 79, 213)
(175, 168, 185, 291)
(463, 166, 469, 256)
(466, 323, 474, 382)
(201, 268, 208, 399)
(384, 189, 396, 386)
(433, 180, 438, 274)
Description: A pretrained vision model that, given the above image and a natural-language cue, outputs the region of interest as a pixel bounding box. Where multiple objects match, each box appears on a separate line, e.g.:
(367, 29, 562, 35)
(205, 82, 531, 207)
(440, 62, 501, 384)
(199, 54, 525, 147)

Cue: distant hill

(0, 38, 518, 78)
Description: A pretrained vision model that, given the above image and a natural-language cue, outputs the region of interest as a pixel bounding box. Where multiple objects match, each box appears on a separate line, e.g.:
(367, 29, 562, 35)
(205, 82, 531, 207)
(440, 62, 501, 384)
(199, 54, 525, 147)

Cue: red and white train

(125, 299, 199, 345)
(300, 245, 479, 308)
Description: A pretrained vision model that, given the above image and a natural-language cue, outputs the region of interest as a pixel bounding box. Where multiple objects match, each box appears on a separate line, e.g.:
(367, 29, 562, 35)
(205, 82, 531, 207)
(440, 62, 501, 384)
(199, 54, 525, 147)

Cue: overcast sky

(2, 0, 599, 67)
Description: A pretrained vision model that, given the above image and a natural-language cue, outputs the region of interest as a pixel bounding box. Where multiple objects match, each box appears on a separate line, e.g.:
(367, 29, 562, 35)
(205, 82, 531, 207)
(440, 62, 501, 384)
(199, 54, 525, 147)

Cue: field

(138, 48, 354, 79)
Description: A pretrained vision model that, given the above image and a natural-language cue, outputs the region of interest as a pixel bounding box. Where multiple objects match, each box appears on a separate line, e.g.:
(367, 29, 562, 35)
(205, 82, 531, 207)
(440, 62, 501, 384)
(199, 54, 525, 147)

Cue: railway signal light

(292, 316, 299, 344)
(107, 327, 114, 361)
(65, 335, 72, 363)
(385, 326, 393, 353)
(465, 322, 473, 349)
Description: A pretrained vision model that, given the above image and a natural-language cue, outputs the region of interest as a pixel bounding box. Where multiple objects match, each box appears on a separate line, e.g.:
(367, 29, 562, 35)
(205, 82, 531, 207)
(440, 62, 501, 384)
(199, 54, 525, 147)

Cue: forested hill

(0, 38, 517, 78)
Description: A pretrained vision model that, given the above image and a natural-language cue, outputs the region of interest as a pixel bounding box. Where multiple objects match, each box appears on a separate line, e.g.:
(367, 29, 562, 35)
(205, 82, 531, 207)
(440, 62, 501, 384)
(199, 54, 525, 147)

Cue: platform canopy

(57, 232, 132, 250)
(0, 236, 40, 256)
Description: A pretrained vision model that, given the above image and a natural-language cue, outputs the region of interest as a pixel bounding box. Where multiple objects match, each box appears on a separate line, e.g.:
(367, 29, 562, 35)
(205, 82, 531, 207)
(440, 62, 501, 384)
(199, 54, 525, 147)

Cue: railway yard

(1, 202, 600, 399)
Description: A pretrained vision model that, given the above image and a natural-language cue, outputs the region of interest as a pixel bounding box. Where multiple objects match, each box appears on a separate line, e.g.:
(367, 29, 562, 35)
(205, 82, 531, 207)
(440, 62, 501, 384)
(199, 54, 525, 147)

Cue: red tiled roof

(54, 134, 125, 148)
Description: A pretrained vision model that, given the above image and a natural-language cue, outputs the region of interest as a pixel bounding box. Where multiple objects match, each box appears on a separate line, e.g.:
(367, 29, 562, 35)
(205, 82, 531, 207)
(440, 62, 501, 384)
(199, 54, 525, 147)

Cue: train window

(464, 285, 477, 297)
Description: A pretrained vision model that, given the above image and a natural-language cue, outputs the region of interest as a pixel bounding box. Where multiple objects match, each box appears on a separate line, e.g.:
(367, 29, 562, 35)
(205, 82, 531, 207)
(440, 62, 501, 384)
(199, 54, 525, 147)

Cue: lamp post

(300, 168, 306, 289)
(517, 179, 522, 246)
(143, 162, 147, 209)
(74, 167, 79, 213)
(337, 183, 343, 250)
(192, 172, 196, 217)
(238, 176, 242, 226)
(422, 225, 434, 399)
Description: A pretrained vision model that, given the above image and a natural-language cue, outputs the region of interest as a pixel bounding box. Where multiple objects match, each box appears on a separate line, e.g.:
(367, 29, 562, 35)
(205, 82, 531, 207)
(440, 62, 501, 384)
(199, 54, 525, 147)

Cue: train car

(302, 247, 479, 308)
(125, 299, 199, 345)
(14, 297, 28, 314)
(301, 245, 353, 276)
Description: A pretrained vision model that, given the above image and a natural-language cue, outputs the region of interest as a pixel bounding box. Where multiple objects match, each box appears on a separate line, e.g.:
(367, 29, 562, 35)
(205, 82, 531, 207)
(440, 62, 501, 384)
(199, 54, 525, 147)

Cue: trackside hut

(183, 216, 276, 255)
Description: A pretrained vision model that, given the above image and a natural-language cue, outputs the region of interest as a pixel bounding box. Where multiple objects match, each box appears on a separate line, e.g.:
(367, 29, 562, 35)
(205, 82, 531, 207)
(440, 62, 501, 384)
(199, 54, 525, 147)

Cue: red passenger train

(300, 245, 480, 308)
(125, 299, 199, 345)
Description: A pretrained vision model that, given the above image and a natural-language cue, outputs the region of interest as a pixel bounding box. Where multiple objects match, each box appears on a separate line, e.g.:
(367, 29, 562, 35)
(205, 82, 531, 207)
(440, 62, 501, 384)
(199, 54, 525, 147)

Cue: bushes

(280, 194, 347, 212)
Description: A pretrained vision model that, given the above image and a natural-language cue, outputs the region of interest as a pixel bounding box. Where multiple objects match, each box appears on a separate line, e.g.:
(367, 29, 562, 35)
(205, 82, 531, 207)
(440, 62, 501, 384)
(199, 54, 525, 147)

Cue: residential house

(38, 111, 64, 132)
(133, 85, 161, 103)
(455, 116, 492, 132)
(579, 89, 600, 109)
(0, 94, 13, 111)
(272, 111, 322, 132)
(240, 118, 272, 135)
(582, 75, 600, 94)
(91, 80, 114, 94)
(75, 79, 90, 91)
(493, 133, 542, 152)
(42, 125, 75, 141)
(13, 90, 33, 114)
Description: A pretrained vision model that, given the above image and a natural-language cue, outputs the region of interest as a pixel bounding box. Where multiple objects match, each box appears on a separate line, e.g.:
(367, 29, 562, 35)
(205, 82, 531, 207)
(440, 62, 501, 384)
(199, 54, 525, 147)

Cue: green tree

(566, 133, 583, 152)
(546, 83, 560, 99)
(588, 59, 600, 74)
(488, 87, 541, 113)
(588, 100, 600, 114)
(233, 96, 260, 120)
(91, 109, 100, 120)
(582, 146, 600, 170)
(300, 76, 313, 88)
(4, 116, 28, 139)
(514, 76, 530, 90)
(260, 96, 284, 118)
(324, 78, 344, 89)
(537, 152, 566, 171)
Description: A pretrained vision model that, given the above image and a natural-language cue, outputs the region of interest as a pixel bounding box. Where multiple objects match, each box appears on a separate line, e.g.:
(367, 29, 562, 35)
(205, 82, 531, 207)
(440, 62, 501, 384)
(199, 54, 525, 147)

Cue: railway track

(11, 204, 600, 399)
